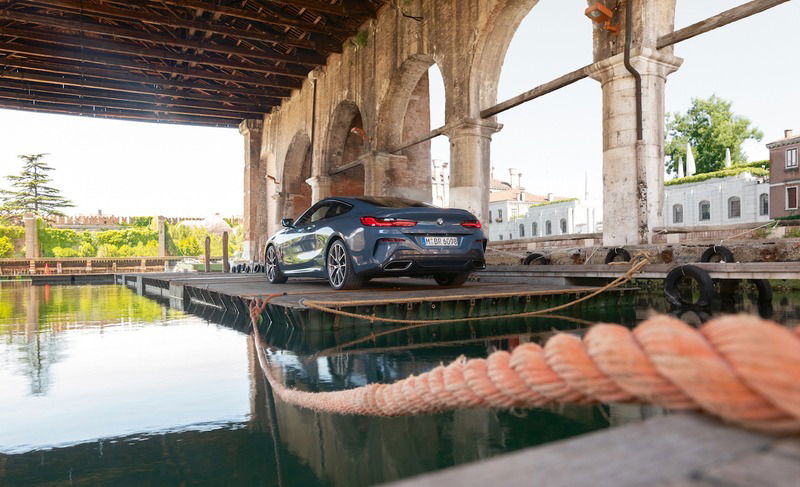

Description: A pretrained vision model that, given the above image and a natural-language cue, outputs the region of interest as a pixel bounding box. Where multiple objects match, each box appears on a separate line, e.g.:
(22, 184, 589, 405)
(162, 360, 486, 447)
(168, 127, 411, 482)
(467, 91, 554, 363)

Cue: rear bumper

(355, 248, 486, 277)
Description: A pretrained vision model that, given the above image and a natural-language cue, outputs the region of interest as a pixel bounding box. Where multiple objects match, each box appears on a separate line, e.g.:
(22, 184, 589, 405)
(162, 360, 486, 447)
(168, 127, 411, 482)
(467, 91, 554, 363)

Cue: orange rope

(250, 299, 800, 433)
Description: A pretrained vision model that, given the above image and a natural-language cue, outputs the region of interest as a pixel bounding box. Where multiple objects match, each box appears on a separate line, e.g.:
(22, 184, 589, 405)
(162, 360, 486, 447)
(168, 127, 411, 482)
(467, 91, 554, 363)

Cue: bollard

(222, 231, 230, 273)
(204, 236, 211, 272)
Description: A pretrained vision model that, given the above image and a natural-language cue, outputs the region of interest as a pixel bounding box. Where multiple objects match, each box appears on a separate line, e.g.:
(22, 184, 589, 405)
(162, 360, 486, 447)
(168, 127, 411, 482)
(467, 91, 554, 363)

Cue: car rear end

(350, 199, 487, 278)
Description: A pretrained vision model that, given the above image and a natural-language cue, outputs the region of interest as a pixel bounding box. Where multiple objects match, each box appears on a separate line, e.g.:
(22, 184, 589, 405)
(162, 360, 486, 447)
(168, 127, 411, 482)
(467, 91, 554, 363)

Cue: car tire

(326, 240, 363, 290)
(434, 272, 470, 287)
(265, 245, 288, 284)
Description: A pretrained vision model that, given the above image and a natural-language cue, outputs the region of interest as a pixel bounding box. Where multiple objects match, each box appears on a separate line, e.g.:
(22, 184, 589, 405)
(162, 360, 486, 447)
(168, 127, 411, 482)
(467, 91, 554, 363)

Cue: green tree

(665, 95, 763, 175)
(0, 154, 74, 218)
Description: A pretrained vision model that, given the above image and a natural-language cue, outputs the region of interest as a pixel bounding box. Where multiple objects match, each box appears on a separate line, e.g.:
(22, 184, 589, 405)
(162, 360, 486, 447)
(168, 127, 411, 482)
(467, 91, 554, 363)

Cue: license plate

(424, 236, 459, 246)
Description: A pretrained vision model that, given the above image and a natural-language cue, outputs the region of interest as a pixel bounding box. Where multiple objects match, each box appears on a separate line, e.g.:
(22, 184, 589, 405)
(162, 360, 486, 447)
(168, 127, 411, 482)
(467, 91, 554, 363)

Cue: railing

(0, 256, 194, 276)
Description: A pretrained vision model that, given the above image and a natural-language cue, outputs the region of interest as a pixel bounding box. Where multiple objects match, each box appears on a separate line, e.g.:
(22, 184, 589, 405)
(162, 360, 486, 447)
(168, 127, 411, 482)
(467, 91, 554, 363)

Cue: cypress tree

(1, 154, 74, 218)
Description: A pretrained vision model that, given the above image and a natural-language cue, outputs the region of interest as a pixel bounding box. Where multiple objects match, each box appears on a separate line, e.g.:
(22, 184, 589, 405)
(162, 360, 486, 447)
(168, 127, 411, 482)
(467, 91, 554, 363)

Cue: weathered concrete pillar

(156, 215, 166, 257)
(307, 175, 332, 203)
(240, 119, 266, 261)
(445, 118, 502, 222)
(587, 49, 681, 245)
(23, 213, 39, 258)
(265, 173, 279, 239)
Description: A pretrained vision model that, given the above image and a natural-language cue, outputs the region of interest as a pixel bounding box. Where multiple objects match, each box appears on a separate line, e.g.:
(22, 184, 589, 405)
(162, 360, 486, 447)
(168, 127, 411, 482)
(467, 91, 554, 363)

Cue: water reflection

(3, 281, 796, 486)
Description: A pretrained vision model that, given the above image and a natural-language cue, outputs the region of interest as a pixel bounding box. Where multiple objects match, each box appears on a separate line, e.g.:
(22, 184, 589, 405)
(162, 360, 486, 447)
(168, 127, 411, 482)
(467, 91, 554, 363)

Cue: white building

(431, 159, 449, 207)
(663, 170, 770, 227)
(486, 168, 602, 241)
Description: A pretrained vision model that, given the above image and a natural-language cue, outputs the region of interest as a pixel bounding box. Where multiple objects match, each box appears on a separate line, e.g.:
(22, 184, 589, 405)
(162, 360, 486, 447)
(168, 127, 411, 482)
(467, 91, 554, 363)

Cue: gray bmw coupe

(264, 196, 487, 290)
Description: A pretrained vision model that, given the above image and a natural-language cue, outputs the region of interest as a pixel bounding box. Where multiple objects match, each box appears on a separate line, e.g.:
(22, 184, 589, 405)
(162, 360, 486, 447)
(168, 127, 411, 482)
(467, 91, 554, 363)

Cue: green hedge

(665, 167, 768, 186)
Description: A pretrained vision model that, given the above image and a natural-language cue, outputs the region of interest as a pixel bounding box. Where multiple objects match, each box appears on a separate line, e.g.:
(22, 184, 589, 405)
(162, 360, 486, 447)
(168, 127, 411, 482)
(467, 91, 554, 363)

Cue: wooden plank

(386, 414, 776, 487)
(657, 0, 790, 48)
(480, 64, 591, 119)
(0, 10, 326, 66)
(26, 0, 336, 52)
(0, 80, 272, 114)
(260, 0, 373, 18)
(0, 41, 303, 88)
(0, 27, 310, 79)
(0, 100, 240, 127)
(157, 0, 352, 36)
(0, 57, 290, 99)
(390, 126, 446, 154)
(699, 448, 800, 486)
(0, 88, 261, 120)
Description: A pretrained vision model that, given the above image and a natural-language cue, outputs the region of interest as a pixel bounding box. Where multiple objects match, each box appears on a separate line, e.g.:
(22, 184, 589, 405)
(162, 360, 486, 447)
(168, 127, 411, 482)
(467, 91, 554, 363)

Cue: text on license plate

(424, 236, 459, 246)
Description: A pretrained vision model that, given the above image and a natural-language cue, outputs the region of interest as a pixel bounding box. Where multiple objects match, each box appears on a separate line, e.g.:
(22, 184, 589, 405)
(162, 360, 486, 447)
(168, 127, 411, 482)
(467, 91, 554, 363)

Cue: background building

(664, 170, 770, 227)
(431, 159, 450, 208)
(486, 168, 602, 241)
(768, 129, 800, 219)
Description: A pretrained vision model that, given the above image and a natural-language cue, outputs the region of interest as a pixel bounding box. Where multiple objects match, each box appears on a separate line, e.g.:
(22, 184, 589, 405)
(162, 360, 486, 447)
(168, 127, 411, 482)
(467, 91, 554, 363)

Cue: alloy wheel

(328, 241, 347, 288)
(266, 246, 278, 281)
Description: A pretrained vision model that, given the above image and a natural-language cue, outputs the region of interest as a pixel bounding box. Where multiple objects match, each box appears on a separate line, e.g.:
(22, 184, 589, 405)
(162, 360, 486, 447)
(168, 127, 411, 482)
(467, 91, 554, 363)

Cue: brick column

(157, 215, 167, 257)
(307, 175, 331, 203)
(240, 119, 266, 261)
(587, 48, 682, 245)
(444, 118, 502, 222)
(23, 213, 39, 258)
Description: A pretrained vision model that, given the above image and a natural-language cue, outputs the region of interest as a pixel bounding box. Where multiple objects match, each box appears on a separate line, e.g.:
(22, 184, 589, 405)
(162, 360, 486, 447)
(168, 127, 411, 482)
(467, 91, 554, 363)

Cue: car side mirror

(281, 218, 294, 228)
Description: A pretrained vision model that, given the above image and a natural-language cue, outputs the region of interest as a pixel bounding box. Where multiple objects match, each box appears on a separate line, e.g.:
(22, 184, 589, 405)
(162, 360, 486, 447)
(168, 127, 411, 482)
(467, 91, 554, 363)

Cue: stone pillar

(240, 119, 266, 261)
(306, 175, 332, 203)
(23, 213, 39, 258)
(156, 215, 167, 257)
(444, 118, 502, 222)
(587, 48, 681, 245)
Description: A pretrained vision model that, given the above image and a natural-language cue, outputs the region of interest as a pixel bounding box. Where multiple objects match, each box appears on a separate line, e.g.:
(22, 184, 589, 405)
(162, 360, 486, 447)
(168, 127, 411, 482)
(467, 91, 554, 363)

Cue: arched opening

(760, 193, 769, 216)
(728, 196, 741, 219)
(673, 204, 684, 224)
(377, 55, 447, 203)
(473, 1, 600, 241)
(325, 101, 366, 198)
(280, 132, 313, 219)
(559, 218, 567, 234)
(699, 200, 711, 221)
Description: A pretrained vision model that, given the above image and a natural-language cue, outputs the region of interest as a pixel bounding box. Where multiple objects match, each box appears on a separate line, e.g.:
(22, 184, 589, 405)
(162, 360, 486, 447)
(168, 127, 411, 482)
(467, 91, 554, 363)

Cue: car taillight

(360, 216, 416, 227)
(461, 220, 482, 229)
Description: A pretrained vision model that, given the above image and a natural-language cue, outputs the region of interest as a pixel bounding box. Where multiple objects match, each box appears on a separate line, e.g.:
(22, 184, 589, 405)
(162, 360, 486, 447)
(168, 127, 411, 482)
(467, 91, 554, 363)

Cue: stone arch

(469, 0, 540, 116)
(375, 54, 450, 202)
(279, 131, 312, 220)
(324, 100, 366, 197)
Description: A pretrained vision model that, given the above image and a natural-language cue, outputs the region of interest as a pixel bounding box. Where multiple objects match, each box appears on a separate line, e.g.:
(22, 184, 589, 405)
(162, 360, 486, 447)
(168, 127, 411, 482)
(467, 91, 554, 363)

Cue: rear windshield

(355, 196, 433, 208)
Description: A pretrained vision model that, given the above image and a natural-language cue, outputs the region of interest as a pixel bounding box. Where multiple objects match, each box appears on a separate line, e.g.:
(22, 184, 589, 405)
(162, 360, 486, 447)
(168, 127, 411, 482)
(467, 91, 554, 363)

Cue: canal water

(0, 282, 795, 486)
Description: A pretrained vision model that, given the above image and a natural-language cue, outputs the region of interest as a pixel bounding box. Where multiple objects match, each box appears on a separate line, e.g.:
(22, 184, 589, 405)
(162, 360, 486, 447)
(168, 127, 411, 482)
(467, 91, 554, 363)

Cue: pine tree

(0, 154, 74, 218)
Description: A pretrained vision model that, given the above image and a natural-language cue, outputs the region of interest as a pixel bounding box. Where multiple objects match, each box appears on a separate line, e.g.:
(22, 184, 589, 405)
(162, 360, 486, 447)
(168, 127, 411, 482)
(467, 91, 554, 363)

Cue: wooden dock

(386, 413, 800, 487)
(480, 262, 800, 281)
(115, 271, 636, 329)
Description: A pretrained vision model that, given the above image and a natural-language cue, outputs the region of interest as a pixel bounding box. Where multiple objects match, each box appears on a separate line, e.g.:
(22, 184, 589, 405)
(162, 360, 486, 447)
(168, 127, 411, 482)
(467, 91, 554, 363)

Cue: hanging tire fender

(604, 247, 631, 264)
(664, 264, 716, 308)
(700, 245, 735, 263)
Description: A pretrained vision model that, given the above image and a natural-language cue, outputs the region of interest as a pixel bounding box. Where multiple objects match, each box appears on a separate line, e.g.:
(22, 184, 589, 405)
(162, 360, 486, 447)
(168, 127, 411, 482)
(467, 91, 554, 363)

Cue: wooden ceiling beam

(0, 87, 263, 119)
(0, 40, 304, 88)
(260, 0, 373, 18)
(0, 99, 241, 127)
(0, 56, 292, 98)
(24, 0, 340, 52)
(154, 0, 351, 37)
(0, 27, 311, 79)
(0, 79, 271, 114)
(1, 10, 326, 66)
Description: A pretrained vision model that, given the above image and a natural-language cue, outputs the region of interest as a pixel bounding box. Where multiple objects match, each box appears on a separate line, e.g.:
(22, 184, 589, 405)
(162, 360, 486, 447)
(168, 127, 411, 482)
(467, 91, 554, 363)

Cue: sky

(1, 1, 798, 215)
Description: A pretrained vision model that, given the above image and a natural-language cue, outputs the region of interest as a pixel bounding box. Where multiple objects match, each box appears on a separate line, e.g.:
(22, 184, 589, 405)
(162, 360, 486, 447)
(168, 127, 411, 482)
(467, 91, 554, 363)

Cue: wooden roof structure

(0, 0, 383, 127)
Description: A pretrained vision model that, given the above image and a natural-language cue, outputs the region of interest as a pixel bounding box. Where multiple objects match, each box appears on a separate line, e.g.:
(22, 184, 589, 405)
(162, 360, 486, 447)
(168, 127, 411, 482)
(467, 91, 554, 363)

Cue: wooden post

(204, 236, 211, 272)
(222, 231, 230, 273)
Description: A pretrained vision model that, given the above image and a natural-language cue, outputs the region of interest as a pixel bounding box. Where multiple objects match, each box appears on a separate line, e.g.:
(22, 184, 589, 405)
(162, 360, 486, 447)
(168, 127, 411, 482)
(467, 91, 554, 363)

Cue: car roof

(326, 196, 434, 208)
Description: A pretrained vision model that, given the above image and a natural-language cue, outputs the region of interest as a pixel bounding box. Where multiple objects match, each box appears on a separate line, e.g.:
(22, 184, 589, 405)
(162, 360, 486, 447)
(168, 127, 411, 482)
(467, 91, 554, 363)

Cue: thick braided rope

(251, 301, 800, 433)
